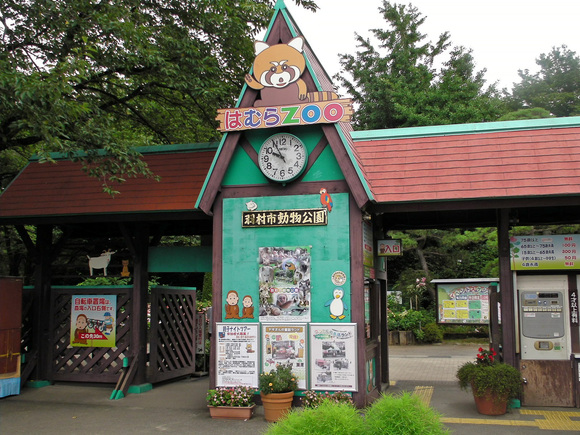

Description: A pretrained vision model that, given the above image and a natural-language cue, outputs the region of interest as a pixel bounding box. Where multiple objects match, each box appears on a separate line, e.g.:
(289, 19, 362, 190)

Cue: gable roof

(196, 1, 371, 213)
(0, 144, 217, 224)
(351, 117, 580, 208)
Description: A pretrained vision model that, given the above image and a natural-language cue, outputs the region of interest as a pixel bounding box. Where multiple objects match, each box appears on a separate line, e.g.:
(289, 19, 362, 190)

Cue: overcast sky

(284, 0, 580, 91)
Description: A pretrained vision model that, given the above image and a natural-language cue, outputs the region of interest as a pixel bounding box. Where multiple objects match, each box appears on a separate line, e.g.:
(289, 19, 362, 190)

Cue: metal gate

(49, 287, 132, 382)
(148, 286, 196, 383)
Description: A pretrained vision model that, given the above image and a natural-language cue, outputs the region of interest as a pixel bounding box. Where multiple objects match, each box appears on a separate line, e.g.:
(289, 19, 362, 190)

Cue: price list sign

(510, 235, 580, 270)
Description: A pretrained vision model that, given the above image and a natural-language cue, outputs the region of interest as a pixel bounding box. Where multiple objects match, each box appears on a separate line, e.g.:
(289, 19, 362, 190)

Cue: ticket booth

(511, 235, 580, 407)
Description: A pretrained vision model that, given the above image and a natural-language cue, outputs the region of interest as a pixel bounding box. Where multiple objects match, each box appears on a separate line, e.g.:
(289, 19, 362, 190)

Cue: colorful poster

(435, 282, 493, 324)
(510, 235, 580, 270)
(262, 324, 307, 390)
(309, 323, 357, 392)
(216, 323, 259, 388)
(70, 295, 116, 347)
(259, 246, 311, 322)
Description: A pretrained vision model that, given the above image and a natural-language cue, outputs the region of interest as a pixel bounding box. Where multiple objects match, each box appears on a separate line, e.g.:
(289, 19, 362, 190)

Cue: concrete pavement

(1, 343, 579, 434)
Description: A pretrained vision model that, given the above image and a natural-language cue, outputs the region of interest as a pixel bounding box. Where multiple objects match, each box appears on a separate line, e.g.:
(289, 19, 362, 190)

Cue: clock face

(258, 133, 308, 182)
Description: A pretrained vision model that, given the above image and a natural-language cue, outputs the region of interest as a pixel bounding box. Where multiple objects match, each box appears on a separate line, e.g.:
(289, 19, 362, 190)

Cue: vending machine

(518, 275, 570, 360)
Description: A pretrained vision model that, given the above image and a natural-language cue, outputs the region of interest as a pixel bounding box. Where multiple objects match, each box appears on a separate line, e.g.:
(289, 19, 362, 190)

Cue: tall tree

(335, 1, 504, 130)
(0, 0, 317, 192)
(507, 45, 580, 117)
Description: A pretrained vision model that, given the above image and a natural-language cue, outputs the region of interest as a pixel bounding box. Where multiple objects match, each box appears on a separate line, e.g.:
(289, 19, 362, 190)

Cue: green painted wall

(148, 246, 212, 272)
(222, 193, 351, 323)
(222, 126, 344, 186)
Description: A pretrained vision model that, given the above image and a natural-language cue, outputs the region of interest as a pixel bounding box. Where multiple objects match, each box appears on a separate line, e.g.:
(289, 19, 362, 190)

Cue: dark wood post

(498, 209, 516, 366)
(131, 223, 150, 385)
(34, 225, 53, 381)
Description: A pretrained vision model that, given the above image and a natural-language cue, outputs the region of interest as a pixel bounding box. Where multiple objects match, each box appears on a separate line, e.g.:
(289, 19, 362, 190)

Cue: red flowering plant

(457, 346, 522, 403)
(206, 386, 256, 407)
(476, 347, 497, 366)
(302, 390, 353, 408)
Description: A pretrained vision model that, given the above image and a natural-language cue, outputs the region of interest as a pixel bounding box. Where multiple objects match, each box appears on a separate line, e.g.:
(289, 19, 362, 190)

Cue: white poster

(216, 323, 259, 387)
(262, 323, 308, 390)
(309, 323, 357, 392)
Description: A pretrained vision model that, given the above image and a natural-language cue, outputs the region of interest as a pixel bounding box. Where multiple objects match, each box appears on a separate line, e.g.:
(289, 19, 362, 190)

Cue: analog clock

(258, 133, 308, 183)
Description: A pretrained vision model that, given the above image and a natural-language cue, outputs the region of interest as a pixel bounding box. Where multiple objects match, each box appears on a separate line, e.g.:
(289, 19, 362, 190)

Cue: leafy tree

(0, 0, 317, 193)
(507, 45, 580, 117)
(335, 1, 504, 130)
(498, 107, 553, 121)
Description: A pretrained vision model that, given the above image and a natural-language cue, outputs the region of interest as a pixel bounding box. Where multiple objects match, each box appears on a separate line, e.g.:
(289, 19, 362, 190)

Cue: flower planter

(472, 389, 508, 415)
(207, 404, 256, 420)
(260, 391, 294, 422)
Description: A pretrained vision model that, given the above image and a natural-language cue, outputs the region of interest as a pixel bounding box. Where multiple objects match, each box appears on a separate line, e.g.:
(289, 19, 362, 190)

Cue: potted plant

(206, 386, 256, 420)
(456, 347, 523, 415)
(259, 363, 299, 422)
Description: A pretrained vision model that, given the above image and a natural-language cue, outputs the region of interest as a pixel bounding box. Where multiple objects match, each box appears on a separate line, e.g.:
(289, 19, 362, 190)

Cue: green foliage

(201, 272, 213, 303)
(507, 45, 580, 117)
(302, 390, 353, 408)
(388, 309, 435, 332)
(259, 363, 298, 395)
(0, 0, 315, 191)
(76, 276, 131, 286)
(265, 401, 365, 435)
(336, 1, 503, 130)
(498, 107, 553, 121)
(420, 322, 443, 343)
(364, 392, 448, 435)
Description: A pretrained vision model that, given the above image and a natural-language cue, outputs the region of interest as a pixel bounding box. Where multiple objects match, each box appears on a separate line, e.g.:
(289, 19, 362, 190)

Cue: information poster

(70, 295, 116, 347)
(262, 324, 307, 390)
(436, 282, 492, 324)
(195, 312, 206, 355)
(510, 235, 580, 270)
(216, 323, 259, 387)
(258, 246, 311, 322)
(309, 323, 357, 392)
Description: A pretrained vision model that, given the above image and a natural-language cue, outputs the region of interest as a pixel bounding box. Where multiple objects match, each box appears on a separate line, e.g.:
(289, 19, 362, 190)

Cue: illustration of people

(241, 295, 254, 319)
(72, 313, 89, 345)
(103, 311, 114, 335)
(224, 290, 241, 319)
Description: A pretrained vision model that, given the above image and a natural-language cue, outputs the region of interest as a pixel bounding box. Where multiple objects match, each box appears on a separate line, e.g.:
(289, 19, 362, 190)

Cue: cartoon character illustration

(246, 343, 255, 353)
(241, 295, 255, 319)
(224, 290, 241, 319)
(245, 36, 338, 107)
(325, 287, 348, 320)
(121, 259, 130, 277)
(320, 188, 333, 212)
(103, 311, 114, 335)
(87, 249, 116, 276)
(72, 313, 89, 345)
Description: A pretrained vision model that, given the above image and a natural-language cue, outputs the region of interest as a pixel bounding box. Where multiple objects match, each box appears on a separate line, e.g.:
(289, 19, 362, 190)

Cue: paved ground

(1, 343, 579, 434)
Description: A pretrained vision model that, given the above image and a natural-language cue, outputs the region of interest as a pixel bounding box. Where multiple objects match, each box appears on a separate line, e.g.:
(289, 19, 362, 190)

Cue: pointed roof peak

(275, 0, 286, 10)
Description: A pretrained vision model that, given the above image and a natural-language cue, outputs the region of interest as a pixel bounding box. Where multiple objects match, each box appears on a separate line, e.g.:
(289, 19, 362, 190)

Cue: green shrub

(364, 392, 448, 435)
(302, 390, 353, 408)
(420, 322, 444, 343)
(265, 401, 364, 435)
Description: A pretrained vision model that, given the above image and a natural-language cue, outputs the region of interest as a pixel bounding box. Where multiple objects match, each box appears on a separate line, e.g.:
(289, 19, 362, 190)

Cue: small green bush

(265, 401, 364, 435)
(364, 392, 448, 435)
(420, 322, 444, 343)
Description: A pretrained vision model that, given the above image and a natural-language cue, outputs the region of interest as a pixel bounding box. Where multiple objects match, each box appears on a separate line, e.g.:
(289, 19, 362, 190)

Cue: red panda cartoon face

(252, 37, 306, 89)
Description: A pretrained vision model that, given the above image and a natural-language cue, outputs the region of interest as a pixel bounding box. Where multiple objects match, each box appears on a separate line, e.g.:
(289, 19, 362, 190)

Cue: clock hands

(272, 143, 286, 162)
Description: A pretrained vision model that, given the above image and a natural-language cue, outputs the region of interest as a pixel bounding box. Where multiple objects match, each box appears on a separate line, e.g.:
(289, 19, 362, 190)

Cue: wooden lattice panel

(149, 287, 196, 383)
(49, 287, 132, 383)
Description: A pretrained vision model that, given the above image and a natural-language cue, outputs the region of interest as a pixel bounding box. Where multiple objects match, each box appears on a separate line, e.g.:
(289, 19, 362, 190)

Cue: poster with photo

(259, 246, 311, 322)
(216, 323, 259, 387)
(70, 295, 116, 347)
(262, 324, 308, 390)
(309, 323, 357, 392)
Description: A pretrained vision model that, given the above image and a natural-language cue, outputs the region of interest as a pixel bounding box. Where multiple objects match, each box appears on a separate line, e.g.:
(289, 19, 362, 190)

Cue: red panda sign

(216, 37, 353, 132)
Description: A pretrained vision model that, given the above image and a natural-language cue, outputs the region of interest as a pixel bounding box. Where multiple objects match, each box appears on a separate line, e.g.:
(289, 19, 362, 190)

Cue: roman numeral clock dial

(258, 133, 308, 183)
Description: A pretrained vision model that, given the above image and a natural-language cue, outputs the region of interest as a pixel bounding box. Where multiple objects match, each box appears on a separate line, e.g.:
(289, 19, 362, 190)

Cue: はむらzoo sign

(216, 36, 352, 132)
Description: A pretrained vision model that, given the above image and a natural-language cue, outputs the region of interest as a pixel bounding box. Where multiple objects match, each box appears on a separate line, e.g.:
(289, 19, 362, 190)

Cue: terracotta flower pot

(472, 389, 508, 415)
(207, 404, 256, 420)
(260, 391, 294, 422)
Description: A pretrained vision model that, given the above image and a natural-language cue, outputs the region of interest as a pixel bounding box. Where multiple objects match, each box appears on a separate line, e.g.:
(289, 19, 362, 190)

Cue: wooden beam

(498, 209, 516, 366)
